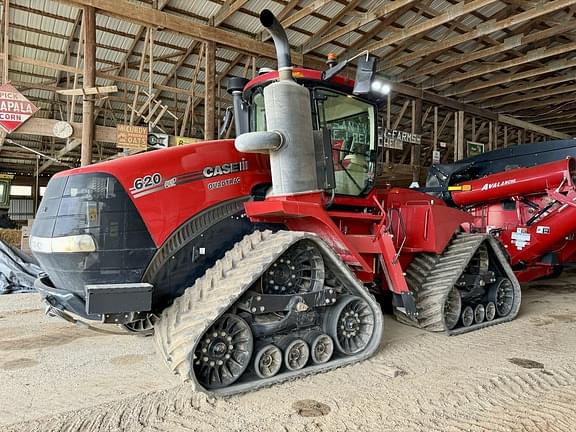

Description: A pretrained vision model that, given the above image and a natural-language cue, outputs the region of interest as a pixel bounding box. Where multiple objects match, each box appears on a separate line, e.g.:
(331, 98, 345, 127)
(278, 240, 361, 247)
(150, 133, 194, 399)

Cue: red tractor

(29, 10, 520, 395)
(427, 143, 576, 282)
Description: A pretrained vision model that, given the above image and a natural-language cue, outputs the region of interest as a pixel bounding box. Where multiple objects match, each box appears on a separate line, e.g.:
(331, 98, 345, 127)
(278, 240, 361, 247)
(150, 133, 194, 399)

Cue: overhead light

(371, 80, 391, 95)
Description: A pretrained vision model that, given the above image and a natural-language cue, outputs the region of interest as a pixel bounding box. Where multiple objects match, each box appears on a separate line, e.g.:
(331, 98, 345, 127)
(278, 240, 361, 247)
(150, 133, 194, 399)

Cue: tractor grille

(31, 173, 156, 297)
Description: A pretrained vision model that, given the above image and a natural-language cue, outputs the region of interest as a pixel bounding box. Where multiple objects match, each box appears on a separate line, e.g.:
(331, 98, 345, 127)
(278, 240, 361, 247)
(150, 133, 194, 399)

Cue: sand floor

(1, 274, 575, 432)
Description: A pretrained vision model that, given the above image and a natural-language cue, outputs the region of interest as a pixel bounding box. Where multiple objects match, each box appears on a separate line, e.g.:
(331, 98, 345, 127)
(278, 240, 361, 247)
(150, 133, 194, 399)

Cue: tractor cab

(229, 67, 382, 198)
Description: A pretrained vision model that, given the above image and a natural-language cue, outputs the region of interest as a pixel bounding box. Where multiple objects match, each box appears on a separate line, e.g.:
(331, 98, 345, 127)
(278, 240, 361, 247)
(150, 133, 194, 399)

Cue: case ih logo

(0, 83, 38, 133)
(480, 179, 517, 191)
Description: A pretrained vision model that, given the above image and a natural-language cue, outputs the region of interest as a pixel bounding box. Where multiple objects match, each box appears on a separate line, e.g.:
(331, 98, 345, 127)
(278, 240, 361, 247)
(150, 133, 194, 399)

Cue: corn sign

(0, 83, 38, 133)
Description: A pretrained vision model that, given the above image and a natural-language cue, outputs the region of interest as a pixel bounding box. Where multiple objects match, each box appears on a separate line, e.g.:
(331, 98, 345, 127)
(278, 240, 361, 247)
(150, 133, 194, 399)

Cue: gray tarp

(0, 240, 40, 294)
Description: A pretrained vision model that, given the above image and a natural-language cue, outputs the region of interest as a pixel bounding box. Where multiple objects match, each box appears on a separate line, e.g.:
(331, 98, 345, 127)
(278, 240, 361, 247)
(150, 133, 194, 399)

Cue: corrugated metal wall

(9, 198, 34, 222)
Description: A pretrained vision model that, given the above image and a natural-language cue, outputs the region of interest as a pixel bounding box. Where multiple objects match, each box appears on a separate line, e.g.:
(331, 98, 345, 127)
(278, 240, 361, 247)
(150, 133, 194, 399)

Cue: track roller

(462, 306, 474, 327)
(282, 339, 310, 371)
(253, 345, 282, 379)
(485, 302, 496, 321)
(474, 304, 485, 324)
(305, 332, 334, 364)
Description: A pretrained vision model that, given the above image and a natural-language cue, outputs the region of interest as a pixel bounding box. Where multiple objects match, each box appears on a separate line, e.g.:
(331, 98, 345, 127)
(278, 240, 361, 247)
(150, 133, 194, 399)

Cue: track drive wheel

(325, 295, 376, 355)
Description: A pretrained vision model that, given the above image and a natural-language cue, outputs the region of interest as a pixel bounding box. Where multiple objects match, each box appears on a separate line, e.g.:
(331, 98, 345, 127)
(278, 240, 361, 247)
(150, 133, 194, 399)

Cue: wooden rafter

(378, 0, 576, 70)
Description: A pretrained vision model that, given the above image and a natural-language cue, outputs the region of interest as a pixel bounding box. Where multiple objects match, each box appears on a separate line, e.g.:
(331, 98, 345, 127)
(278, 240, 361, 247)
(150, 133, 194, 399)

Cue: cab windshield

(248, 84, 376, 196)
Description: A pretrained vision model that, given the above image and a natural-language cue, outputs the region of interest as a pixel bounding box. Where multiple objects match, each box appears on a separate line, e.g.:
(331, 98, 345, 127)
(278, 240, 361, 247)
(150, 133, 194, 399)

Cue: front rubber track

(154, 230, 384, 396)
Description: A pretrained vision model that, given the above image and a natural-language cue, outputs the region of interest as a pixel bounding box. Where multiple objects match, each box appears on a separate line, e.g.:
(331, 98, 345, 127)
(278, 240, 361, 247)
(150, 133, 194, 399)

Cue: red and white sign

(0, 83, 38, 133)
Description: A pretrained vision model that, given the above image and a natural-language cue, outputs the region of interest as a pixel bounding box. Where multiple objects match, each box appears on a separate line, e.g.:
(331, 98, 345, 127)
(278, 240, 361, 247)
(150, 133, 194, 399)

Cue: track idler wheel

(253, 345, 282, 379)
(282, 339, 310, 371)
(444, 287, 462, 330)
(305, 332, 334, 364)
(122, 313, 159, 333)
(461, 306, 474, 327)
(490, 278, 515, 317)
(194, 314, 254, 389)
(325, 295, 376, 355)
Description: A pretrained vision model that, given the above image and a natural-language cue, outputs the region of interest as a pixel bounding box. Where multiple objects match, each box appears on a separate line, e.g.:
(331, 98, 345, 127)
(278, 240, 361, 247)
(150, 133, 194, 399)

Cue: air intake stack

(235, 10, 319, 196)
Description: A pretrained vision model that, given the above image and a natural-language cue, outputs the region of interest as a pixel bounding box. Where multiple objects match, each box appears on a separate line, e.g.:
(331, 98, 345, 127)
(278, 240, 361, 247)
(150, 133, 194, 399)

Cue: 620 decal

(133, 173, 162, 191)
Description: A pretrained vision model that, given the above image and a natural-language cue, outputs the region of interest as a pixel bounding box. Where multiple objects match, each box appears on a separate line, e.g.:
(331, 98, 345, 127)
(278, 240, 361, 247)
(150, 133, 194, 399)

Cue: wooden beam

(204, 41, 216, 140)
(281, 0, 332, 29)
(465, 73, 576, 103)
(213, 0, 249, 27)
(81, 5, 95, 166)
(58, 85, 117, 96)
(403, 23, 575, 81)
(365, 0, 498, 54)
(445, 57, 576, 96)
(38, 138, 81, 174)
(498, 114, 571, 139)
(302, 0, 417, 53)
(15, 118, 116, 142)
(301, 0, 362, 54)
(498, 93, 576, 112)
(482, 83, 576, 108)
(379, 0, 576, 70)
(426, 42, 576, 89)
(59, 0, 305, 65)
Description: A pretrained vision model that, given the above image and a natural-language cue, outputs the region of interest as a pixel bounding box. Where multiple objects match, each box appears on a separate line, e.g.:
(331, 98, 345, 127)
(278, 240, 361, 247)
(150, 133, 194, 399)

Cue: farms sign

(381, 128, 421, 150)
(0, 83, 38, 133)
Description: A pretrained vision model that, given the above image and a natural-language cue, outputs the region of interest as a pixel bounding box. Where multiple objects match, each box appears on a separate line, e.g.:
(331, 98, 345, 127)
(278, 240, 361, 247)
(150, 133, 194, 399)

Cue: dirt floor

(1, 274, 576, 432)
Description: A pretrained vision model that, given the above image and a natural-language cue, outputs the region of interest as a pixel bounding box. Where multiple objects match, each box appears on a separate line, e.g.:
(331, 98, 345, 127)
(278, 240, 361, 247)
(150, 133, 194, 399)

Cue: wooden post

(454, 110, 465, 161)
(410, 98, 422, 182)
(81, 6, 96, 166)
(385, 92, 391, 163)
(2, 0, 8, 83)
(204, 40, 216, 140)
(433, 106, 438, 153)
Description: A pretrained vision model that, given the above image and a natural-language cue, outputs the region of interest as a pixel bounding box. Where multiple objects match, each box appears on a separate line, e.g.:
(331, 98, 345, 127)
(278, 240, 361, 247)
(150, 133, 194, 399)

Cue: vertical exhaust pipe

(259, 9, 293, 81)
(235, 9, 319, 196)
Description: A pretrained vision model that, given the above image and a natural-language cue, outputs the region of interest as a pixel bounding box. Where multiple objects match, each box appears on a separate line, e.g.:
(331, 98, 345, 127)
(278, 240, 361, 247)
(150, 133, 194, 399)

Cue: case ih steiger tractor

(427, 142, 576, 283)
(29, 10, 520, 395)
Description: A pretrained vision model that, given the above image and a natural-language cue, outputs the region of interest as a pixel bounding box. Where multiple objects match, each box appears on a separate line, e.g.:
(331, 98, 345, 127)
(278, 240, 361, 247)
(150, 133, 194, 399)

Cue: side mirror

(353, 55, 377, 95)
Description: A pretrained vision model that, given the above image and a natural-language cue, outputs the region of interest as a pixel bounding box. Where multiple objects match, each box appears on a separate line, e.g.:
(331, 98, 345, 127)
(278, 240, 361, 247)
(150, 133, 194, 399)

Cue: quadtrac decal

(129, 160, 248, 199)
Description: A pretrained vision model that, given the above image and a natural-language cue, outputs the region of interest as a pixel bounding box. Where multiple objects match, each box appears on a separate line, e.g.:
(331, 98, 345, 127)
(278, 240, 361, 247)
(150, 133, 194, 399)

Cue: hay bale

(0, 229, 23, 249)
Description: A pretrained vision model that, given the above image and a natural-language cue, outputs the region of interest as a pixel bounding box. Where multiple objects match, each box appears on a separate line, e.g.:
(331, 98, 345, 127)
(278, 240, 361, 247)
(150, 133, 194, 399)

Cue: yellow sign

(174, 136, 201, 146)
(117, 125, 147, 150)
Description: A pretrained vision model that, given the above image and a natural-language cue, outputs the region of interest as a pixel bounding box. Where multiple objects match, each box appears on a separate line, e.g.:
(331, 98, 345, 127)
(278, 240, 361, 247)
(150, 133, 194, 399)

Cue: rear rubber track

(396, 233, 521, 335)
(154, 230, 384, 396)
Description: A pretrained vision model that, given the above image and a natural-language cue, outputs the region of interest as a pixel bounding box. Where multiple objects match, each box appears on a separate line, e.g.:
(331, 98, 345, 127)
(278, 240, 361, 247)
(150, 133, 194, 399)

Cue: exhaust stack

(235, 9, 319, 196)
(259, 9, 292, 81)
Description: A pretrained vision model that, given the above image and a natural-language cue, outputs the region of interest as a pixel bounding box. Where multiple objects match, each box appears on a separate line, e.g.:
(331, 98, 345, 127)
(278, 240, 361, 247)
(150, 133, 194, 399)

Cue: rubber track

(154, 230, 384, 396)
(396, 233, 521, 335)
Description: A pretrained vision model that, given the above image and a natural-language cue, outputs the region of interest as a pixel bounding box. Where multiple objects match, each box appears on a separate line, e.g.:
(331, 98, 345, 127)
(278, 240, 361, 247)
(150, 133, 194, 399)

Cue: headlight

(30, 234, 96, 253)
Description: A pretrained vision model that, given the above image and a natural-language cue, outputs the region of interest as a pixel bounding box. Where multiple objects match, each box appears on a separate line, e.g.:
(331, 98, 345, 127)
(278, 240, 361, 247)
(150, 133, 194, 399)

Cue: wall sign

(0, 83, 38, 133)
(117, 124, 147, 150)
(381, 128, 421, 150)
